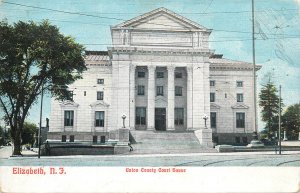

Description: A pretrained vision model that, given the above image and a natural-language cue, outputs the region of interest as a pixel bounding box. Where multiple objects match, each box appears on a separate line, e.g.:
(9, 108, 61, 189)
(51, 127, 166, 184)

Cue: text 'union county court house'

(48, 8, 260, 146)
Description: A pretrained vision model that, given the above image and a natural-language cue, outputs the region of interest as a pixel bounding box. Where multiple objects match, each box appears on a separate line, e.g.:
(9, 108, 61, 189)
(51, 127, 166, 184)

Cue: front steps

(129, 130, 217, 154)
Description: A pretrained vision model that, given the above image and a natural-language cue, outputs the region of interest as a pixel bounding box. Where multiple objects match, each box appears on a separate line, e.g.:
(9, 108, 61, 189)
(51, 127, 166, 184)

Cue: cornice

(108, 46, 214, 57)
(111, 27, 210, 33)
(85, 63, 112, 67)
(210, 65, 262, 71)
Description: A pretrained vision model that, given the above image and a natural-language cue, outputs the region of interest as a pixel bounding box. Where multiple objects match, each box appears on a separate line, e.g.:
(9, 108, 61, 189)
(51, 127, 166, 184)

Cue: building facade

(48, 8, 260, 145)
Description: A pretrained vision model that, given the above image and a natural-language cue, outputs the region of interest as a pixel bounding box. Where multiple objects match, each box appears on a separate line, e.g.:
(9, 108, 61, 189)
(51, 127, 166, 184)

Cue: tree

(0, 124, 10, 146)
(0, 20, 86, 155)
(259, 79, 282, 138)
(0, 125, 4, 145)
(21, 122, 37, 146)
(282, 103, 300, 140)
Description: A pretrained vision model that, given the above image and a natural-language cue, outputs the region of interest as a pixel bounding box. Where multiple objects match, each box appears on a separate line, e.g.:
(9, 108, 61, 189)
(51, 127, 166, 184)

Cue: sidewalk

(0, 146, 37, 158)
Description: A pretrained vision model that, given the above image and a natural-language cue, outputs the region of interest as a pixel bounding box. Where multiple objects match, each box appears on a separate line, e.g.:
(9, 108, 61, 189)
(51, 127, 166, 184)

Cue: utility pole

(251, 0, 258, 140)
(278, 85, 282, 155)
(38, 84, 44, 159)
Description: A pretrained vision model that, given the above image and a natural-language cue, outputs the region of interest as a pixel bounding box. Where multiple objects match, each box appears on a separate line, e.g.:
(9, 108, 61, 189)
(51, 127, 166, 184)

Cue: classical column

(167, 65, 175, 130)
(147, 65, 156, 130)
(129, 64, 136, 129)
(186, 66, 193, 130)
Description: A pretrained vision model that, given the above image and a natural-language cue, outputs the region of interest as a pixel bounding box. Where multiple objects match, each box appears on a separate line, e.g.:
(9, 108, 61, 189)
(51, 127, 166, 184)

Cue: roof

(210, 58, 261, 70)
(113, 7, 209, 31)
(210, 58, 252, 65)
(85, 51, 109, 61)
(210, 54, 223, 59)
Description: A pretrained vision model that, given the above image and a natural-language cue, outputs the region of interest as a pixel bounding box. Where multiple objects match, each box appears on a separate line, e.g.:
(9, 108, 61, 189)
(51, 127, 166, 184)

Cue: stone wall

(43, 145, 114, 156)
(213, 132, 253, 145)
(47, 132, 109, 143)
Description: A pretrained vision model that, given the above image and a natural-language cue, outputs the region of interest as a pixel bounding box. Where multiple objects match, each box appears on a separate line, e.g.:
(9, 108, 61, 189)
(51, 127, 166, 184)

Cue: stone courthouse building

(48, 8, 260, 145)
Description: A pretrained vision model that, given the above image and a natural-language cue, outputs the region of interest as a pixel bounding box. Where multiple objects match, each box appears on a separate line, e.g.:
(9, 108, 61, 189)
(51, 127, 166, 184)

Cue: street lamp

(122, 114, 126, 128)
(38, 84, 44, 159)
(202, 114, 208, 128)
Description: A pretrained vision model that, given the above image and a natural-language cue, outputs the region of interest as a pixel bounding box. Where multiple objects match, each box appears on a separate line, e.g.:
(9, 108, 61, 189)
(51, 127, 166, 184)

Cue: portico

(125, 54, 210, 131)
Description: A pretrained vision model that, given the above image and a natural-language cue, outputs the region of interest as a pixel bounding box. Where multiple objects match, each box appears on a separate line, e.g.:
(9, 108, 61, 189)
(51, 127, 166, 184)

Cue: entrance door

(155, 108, 166, 131)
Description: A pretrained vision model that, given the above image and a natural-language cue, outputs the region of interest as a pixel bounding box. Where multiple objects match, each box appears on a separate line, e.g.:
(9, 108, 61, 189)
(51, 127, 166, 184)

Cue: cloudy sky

(0, 0, 299, 129)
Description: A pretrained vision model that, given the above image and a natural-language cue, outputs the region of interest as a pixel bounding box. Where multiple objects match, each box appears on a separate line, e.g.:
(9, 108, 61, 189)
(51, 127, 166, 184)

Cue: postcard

(0, 0, 299, 192)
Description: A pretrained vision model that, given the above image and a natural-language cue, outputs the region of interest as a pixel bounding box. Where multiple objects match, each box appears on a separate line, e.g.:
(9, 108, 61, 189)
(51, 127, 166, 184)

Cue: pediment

(59, 101, 79, 107)
(114, 7, 208, 31)
(90, 101, 110, 108)
(210, 103, 221, 109)
(231, 104, 249, 109)
(155, 97, 167, 103)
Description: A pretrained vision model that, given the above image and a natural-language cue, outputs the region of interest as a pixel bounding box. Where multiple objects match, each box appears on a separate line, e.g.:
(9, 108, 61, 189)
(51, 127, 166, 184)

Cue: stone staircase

(129, 130, 217, 154)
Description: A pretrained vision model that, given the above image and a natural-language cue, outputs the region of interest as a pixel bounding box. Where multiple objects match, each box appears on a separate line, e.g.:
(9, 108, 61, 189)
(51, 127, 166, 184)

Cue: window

(210, 80, 215, 87)
(157, 86, 164, 96)
(93, 136, 97, 143)
(213, 136, 219, 143)
(236, 112, 245, 128)
(210, 112, 217, 128)
(137, 85, 145, 96)
(175, 86, 182, 96)
(235, 136, 240, 144)
(138, 71, 145, 78)
(225, 93, 227, 98)
(175, 108, 184, 125)
(237, 93, 244, 102)
(175, 72, 182, 78)
(61, 135, 66, 142)
(70, 135, 74, 142)
(64, 111, 74, 126)
(100, 136, 106, 143)
(84, 91, 86, 96)
(97, 79, 104, 84)
(210, 93, 215, 102)
(242, 137, 248, 144)
(156, 72, 164, 78)
(95, 111, 105, 127)
(97, 91, 103, 100)
(237, 81, 243, 87)
(136, 107, 146, 125)
(66, 91, 73, 101)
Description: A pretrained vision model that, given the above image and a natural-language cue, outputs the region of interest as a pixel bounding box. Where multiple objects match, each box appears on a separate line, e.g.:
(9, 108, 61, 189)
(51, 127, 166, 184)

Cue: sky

(0, 0, 299, 129)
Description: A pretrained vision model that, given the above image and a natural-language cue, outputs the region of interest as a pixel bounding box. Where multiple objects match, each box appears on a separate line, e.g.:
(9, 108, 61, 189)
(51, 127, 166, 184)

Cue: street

(1, 146, 300, 166)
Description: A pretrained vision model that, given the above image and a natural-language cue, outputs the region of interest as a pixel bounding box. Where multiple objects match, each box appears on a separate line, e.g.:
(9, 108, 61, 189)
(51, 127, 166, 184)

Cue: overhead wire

(1, 2, 298, 14)
(2, 1, 299, 35)
(3, 14, 300, 38)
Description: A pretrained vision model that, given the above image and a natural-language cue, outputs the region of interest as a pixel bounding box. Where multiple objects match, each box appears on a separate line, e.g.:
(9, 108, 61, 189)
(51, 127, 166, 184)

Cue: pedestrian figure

(128, 142, 133, 152)
(45, 141, 51, 156)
